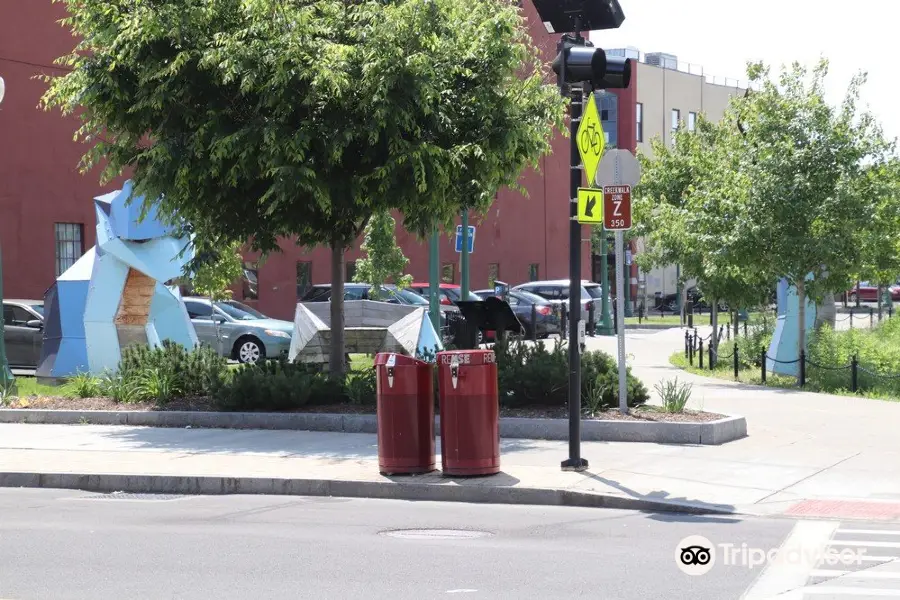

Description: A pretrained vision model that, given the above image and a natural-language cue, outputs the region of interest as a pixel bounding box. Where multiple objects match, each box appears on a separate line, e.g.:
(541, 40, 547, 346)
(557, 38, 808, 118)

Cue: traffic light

(551, 45, 632, 90)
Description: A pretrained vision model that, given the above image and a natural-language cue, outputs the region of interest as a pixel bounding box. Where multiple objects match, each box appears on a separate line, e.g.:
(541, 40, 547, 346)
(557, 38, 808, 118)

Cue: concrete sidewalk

(3, 328, 900, 519)
(1, 419, 899, 520)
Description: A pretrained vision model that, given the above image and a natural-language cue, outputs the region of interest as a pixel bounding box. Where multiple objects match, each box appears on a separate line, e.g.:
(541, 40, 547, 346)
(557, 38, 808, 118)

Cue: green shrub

(119, 342, 228, 398)
(213, 359, 321, 411)
(66, 372, 102, 398)
(134, 368, 183, 404)
(493, 338, 648, 409)
(655, 377, 692, 413)
(344, 368, 377, 406)
(808, 318, 900, 396)
(100, 371, 139, 403)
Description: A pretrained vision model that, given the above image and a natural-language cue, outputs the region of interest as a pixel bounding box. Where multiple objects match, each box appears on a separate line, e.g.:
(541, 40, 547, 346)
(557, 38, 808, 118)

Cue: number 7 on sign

(603, 185, 632, 231)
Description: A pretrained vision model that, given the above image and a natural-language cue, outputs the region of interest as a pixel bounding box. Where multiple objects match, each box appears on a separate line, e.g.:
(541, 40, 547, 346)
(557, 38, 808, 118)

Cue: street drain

(381, 529, 493, 540)
(84, 492, 187, 501)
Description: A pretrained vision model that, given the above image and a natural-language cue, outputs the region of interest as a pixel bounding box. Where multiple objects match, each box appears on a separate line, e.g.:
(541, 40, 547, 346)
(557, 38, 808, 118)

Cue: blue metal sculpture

(37, 181, 198, 381)
(767, 275, 817, 377)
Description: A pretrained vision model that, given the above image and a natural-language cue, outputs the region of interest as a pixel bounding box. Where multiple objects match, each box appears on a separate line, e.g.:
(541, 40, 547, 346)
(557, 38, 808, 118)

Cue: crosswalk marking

(790, 588, 900, 596)
(826, 540, 900, 548)
(811, 569, 900, 579)
(839, 530, 900, 537)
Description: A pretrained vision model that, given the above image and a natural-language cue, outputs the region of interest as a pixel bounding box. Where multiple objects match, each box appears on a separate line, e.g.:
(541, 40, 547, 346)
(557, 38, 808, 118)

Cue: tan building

(604, 48, 746, 305)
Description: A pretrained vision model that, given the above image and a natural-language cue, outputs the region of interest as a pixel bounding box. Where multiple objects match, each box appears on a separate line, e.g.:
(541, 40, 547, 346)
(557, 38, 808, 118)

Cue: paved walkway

(2, 327, 900, 519)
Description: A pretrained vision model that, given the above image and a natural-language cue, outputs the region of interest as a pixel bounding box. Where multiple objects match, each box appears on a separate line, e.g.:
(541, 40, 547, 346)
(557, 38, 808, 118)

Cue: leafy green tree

(732, 60, 889, 352)
(43, 0, 564, 375)
(856, 159, 900, 315)
(189, 240, 246, 301)
(353, 210, 412, 299)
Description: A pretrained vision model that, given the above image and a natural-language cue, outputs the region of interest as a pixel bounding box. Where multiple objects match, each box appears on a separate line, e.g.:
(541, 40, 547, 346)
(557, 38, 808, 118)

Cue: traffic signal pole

(561, 32, 588, 472)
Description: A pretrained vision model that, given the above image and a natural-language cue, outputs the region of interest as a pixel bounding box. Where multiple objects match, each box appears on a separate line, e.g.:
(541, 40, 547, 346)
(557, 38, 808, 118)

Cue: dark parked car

(474, 289, 559, 338)
(408, 283, 483, 304)
(2, 299, 44, 369)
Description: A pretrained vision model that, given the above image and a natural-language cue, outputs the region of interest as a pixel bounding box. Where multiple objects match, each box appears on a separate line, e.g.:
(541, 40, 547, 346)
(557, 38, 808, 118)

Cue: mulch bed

(4, 396, 725, 422)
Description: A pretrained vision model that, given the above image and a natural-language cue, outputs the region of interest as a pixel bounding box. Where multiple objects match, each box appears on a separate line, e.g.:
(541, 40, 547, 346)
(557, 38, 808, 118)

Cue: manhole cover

(381, 529, 493, 540)
(85, 492, 187, 501)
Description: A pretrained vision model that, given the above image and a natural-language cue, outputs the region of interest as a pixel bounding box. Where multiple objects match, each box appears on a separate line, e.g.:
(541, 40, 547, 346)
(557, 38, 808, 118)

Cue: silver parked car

(512, 280, 608, 322)
(183, 298, 293, 364)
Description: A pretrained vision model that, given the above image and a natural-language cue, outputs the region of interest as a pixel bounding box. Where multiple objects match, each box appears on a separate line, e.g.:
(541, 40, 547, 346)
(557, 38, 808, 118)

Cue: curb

(0, 471, 736, 516)
(0, 410, 747, 445)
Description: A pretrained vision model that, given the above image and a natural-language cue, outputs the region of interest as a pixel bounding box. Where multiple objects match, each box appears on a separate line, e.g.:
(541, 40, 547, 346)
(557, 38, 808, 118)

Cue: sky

(589, 0, 900, 142)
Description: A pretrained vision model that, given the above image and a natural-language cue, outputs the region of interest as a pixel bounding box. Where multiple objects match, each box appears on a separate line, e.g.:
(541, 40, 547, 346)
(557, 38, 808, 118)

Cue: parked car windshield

(389, 287, 428, 305)
(584, 285, 604, 299)
(215, 300, 267, 321)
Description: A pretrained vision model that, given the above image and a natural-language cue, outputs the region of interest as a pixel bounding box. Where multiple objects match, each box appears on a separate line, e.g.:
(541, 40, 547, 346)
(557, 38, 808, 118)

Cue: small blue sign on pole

(455, 225, 475, 254)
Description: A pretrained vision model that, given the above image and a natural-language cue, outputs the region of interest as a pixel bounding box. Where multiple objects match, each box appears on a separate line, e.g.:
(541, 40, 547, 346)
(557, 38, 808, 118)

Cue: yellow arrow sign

(577, 188, 603, 224)
(577, 93, 605, 186)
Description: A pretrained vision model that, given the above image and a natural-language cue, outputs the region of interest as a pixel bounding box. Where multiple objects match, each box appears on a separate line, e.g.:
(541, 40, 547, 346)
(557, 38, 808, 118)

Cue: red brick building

(0, 0, 637, 320)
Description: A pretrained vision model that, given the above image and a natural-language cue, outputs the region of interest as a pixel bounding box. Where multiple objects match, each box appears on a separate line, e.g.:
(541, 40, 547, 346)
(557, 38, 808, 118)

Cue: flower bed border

(0, 409, 746, 445)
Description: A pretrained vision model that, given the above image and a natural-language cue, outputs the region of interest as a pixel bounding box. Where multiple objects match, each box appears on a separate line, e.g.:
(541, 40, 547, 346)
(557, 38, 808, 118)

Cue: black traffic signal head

(552, 45, 632, 89)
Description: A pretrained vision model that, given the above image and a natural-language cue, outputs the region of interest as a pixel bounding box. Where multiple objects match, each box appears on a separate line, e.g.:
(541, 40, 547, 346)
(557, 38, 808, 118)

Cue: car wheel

(235, 337, 266, 364)
(849, 292, 858, 304)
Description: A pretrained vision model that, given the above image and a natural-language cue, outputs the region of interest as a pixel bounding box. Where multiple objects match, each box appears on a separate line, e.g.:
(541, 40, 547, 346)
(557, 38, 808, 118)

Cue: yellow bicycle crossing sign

(577, 92, 605, 187)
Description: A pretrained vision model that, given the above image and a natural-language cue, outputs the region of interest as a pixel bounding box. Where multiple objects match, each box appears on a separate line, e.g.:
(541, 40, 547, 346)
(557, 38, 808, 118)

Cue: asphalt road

(0, 489, 801, 600)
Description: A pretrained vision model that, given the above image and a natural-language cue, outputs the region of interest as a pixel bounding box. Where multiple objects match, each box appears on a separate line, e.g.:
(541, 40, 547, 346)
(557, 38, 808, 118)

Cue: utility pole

(460, 210, 470, 299)
(542, 0, 631, 471)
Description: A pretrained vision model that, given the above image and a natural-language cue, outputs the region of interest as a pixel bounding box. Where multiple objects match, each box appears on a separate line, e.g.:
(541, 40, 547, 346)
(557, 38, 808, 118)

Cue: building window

(598, 92, 618, 149)
(529, 263, 540, 281)
(671, 109, 681, 133)
(688, 112, 697, 132)
(636, 103, 643, 143)
(242, 261, 258, 300)
(296, 261, 312, 300)
(441, 262, 455, 284)
(54, 223, 84, 276)
(488, 263, 500, 288)
(345, 260, 357, 282)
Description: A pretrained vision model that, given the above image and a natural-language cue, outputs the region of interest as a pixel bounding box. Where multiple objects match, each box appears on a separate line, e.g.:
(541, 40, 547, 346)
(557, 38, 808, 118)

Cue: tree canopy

(353, 210, 412, 298)
(634, 58, 893, 354)
(44, 0, 565, 373)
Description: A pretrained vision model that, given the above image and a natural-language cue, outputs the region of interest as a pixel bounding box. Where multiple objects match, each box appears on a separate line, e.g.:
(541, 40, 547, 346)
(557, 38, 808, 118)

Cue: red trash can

(437, 349, 500, 476)
(374, 352, 436, 475)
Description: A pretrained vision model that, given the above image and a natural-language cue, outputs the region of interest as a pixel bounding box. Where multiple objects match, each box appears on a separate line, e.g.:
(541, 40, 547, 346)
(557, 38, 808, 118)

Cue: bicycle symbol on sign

(580, 123, 603, 155)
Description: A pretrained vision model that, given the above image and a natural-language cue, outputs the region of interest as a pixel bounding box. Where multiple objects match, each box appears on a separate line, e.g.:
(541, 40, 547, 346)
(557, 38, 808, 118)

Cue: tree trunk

(797, 278, 806, 368)
(733, 309, 739, 338)
(330, 240, 346, 377)
(711, 300, 719, 351)
(878, 284, 884, 321)
(855, 279, 861, 308)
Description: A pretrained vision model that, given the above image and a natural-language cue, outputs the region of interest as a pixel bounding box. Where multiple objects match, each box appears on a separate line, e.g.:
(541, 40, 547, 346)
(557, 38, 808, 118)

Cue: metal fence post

(734, 342, 739, 379)
(851, 354, 858, 393)
(799, 349, 806, 387)
(870, 307, 874, 327)
(689, 334, 694, 366)
(761, 349, 767, 384)
(743, 320, 748, 338)
(560, 304, 567, 337)
(850, 311, 854, 328)
(684, 330, 690, 359)
(699, 339, 704, 369)
(531, 304, 538, 342)
(588, 302, 595, 337)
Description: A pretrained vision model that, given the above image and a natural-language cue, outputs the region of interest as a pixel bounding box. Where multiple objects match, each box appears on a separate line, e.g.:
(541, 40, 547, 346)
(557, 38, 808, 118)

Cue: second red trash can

(374, 353, 435, 475)
(437, 349, 500, 476)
